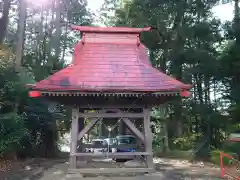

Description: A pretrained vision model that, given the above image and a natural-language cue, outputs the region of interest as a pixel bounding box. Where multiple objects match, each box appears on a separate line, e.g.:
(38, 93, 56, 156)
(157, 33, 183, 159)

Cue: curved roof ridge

(71, 25, 152, 33)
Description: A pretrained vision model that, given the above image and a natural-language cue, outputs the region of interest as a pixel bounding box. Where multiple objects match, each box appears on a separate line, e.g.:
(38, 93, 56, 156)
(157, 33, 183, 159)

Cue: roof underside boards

(31, 26, 191, 93)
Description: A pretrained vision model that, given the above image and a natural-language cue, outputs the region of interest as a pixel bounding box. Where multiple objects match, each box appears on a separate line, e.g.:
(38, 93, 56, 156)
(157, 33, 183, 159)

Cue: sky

(212, 3, 234, 21)
(87, 0, 105, 11)
(87, 0, 234, 23)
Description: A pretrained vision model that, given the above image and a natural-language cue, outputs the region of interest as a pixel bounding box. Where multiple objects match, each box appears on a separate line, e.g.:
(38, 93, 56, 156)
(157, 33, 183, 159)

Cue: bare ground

(0, 157, 224, 180)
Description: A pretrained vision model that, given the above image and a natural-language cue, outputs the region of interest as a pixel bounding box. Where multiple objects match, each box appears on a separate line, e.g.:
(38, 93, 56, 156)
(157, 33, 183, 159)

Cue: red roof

(30, 26, 191, 92)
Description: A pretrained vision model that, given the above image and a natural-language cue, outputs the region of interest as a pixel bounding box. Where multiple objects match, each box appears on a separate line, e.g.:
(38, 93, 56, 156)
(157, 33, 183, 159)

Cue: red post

(220, 152, 225, 178)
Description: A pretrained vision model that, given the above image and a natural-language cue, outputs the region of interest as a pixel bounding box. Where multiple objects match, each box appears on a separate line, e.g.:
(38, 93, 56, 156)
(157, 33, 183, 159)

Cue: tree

(103, 0, 227, 152)
(15, 0, 27, 72)
(218, 0, 240, 125)
(0, 0, 11, 43)
(0, 0, 93, 158)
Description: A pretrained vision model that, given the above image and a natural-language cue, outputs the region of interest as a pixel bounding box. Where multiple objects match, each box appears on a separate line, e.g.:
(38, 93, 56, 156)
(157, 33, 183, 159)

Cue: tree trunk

(196, 74, 204, 104)
(162, 122, 169, 152)
(160, 49, 167, 73)
(204, 75, 211, 105)
(54, 0, 61, 59)
(15, 0, 27, 72)
(61, 20, 69, 62)
(35, 7, 44, 61)
(234, 0, 240, 44)
(47, 0, 55, 57)
(0, 0, 11, 43)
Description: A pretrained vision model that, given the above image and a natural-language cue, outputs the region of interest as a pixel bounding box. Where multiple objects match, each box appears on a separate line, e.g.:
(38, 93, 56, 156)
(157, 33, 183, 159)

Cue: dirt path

(0, 158, 223, 180)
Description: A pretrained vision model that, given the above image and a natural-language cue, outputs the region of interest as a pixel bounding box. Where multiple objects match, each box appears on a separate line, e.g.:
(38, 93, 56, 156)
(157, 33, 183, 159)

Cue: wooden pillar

(143, 108, 154, 169)
(70, 107, 79, 169)
(78, 113, 84, 152)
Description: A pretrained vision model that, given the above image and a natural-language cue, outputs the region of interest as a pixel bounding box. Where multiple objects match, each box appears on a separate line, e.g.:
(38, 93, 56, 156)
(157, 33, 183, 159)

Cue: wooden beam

(143, 108, 154, 169)
(78, 112, 144, 118)
(79, 105, 144, 109)
(69, 107, 79, 169)
(68, 167, 154, 175)
(78, 118, 100, 140)
(122, 118, 145, 143)
(71, 152, 151, 157)
(81, 143, 138, 149)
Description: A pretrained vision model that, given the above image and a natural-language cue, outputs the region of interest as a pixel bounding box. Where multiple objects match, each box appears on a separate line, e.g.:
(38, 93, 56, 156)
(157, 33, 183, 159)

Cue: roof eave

(27, 86, 190, 93)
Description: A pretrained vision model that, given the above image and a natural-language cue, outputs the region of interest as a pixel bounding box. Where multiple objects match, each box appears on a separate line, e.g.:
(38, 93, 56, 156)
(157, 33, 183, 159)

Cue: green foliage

(109, 0, 232, 156)
(152, 133, 164, 152)
(0, 0, 92, 159)
(172, 134, 200, 151)
(0, 49, 32, 157)
(0, 113, 28, 155)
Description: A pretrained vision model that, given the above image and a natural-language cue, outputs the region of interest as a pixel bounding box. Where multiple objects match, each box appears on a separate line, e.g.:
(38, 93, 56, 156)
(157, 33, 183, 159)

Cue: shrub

(172, 133, 200, 150)
(0, 113, 28, 156)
